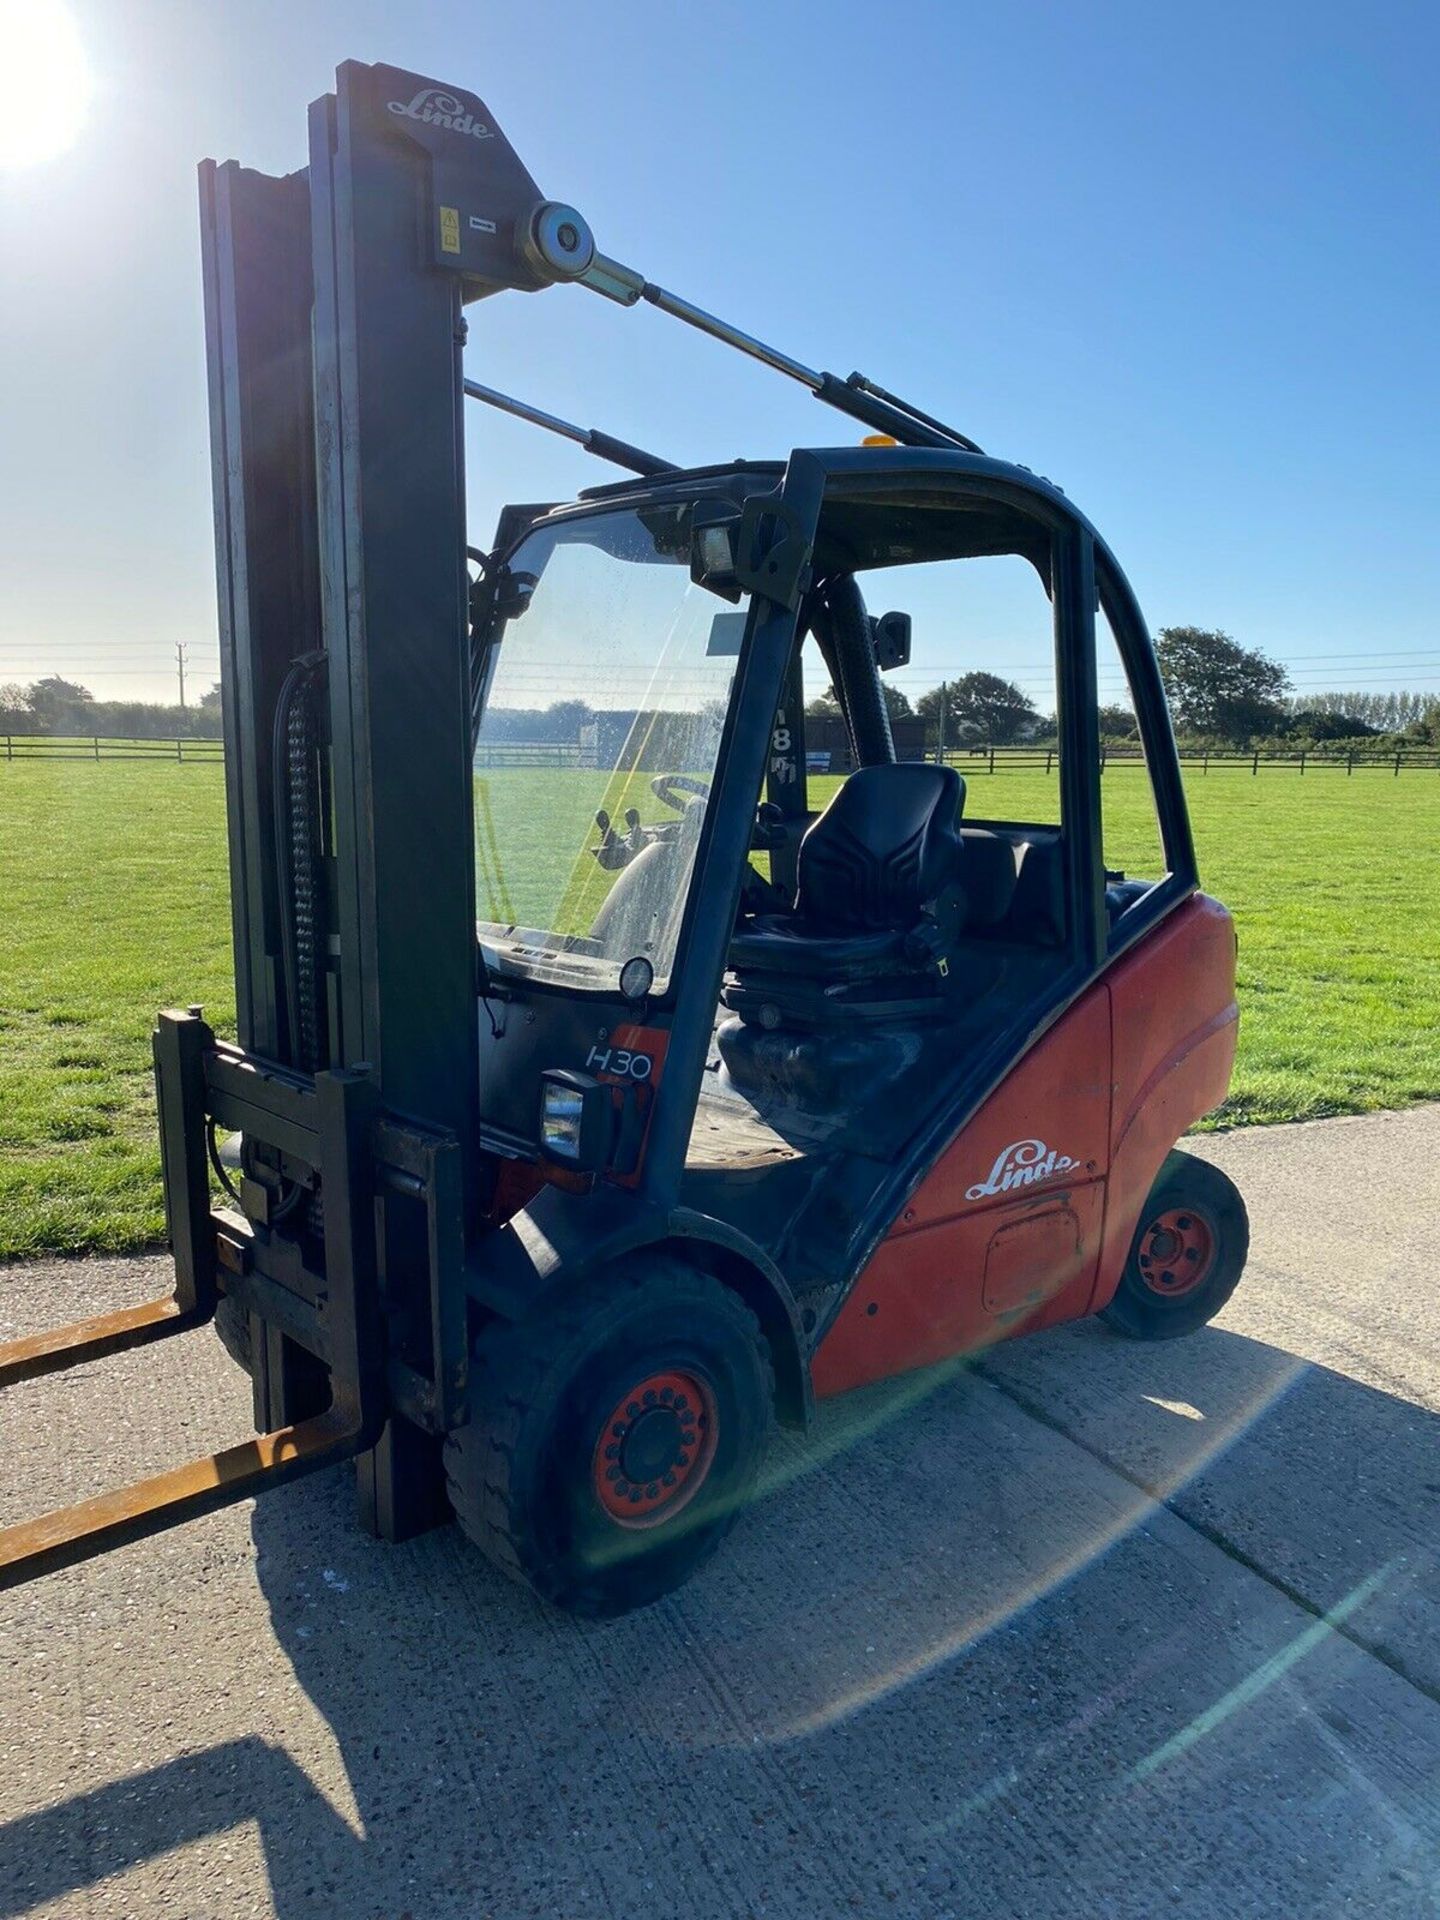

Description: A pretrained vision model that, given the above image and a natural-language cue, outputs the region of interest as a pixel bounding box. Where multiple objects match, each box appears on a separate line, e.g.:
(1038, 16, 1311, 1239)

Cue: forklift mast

(207, 66, 496, 1123)
(197, 65, 569, 1536)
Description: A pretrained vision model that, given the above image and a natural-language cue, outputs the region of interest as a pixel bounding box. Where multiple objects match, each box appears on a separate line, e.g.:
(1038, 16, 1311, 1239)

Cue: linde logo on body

(386, 89, 493, 139)
(966, 1138, 1077, 1201)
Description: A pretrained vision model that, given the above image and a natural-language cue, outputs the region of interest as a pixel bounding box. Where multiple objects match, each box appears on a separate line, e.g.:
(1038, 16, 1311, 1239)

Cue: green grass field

(2, 758, 1439, 1257)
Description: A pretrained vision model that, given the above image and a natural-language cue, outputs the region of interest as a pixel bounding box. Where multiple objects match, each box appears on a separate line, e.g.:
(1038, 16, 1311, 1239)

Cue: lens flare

(0, 0, 94, 170)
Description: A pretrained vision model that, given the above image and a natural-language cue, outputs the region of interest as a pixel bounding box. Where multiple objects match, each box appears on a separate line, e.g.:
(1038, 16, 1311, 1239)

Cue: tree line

(808, 627, 1440, 751)
(0, 676, 224, 739)
(7, 633, 1439, 753)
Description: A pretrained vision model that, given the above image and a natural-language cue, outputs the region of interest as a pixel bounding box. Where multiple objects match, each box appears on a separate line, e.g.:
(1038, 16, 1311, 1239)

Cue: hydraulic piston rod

(463, 379, 676, 478)
(640, 282, 823, 389)
(517, 197, 983, 455)
(568, 244, 983, 454)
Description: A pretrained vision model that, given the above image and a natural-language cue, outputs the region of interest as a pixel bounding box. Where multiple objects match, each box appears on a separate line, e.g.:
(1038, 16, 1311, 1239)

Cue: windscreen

(473, 506, 749, 995)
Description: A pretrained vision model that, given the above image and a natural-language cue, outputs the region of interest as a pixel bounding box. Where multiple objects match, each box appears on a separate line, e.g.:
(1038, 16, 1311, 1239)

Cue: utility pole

(176, 641, 188, 711)
(936, 679, 948, 764)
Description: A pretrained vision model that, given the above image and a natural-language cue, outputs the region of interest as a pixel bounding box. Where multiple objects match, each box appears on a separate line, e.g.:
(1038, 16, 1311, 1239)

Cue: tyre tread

(444, 1258, 774, 1614)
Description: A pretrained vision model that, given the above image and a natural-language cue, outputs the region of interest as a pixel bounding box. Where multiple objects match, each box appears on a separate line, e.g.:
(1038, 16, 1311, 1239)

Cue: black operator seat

(727, 762, 966, 1004)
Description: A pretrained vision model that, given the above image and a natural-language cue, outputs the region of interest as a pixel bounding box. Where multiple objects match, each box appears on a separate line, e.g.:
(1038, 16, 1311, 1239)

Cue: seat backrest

(1009, 834, 1066, 946)
(958, 827, 1020, 931)
(796, 763, 965, 932)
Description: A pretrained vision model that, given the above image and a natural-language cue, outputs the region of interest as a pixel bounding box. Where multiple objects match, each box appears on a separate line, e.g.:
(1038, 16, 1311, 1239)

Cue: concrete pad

(3, 1111, 1440, 1918)
(982, 1106, 1440, 1699)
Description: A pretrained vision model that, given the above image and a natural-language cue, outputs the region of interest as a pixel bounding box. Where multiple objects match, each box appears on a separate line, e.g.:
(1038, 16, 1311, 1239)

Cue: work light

(539, 1070, 612, 1171)
(688, 503, 744, 601)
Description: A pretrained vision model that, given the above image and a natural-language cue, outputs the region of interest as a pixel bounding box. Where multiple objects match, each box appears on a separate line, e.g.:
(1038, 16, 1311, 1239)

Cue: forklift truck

(0, 62, 1247, 1615)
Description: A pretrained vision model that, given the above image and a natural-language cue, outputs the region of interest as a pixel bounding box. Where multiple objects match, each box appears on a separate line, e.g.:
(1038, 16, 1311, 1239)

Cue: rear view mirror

(490, 568, 540, 622)
(871, 610, 911, 671)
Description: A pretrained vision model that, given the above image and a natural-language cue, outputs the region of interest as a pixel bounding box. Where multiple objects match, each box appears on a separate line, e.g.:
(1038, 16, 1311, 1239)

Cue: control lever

(592, 808, 629, 871)
(751, 801, 787, 851)
(592, 806, 669, 872)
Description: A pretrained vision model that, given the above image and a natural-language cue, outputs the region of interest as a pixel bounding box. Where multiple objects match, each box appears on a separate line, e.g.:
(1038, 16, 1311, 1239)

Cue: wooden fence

(3, 737, 579, 768)
(472, 742, 588, 768)
(6, 735, 1440, 777)
(2, 735, 224, 763)
(943, 744, 1440, 777)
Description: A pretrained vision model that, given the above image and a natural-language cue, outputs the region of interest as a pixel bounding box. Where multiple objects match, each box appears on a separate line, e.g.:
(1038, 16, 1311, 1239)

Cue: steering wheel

(650, 773, 710, 814)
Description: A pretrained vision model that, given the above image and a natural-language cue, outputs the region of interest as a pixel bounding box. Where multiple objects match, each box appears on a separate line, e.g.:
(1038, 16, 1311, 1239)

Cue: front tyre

(445, 1256, 775, 1618)
(1100, 1150, 1249, 1340)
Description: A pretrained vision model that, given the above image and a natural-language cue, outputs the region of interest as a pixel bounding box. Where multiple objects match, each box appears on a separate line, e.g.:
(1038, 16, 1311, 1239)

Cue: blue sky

(0, 0, 1435, 709)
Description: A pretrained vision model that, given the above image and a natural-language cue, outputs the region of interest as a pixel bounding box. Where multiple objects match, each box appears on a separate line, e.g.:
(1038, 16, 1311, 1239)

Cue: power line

(0, 674, 221, 683)
(871, 653, 1440, 676)
(0, 652, 221, 660)
(7, 641, 1439, 669)
(6, 646, 1437, 676)
(0, 656, 221, 667)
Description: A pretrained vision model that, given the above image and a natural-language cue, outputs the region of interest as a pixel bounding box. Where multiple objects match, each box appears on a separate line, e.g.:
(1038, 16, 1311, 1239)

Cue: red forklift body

(813, 895, 1237, 1394)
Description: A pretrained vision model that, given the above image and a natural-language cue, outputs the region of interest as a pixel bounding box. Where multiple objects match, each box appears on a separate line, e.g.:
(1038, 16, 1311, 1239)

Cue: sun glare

(0, 0, 94, 169)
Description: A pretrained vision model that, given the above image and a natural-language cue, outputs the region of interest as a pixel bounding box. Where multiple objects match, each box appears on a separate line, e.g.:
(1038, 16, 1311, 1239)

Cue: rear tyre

(445, 1256, 775, 1618)
(1100, 1149, 1249, 1340)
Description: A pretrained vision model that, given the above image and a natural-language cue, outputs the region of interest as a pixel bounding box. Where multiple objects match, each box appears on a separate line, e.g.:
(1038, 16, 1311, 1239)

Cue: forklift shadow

(978, 1306, 1439, 1650)
(252, 1320, 1437, 1871)
(3, 1321, 1435, 1917)
(0, 1741, 359, 1920)
(731, 1313, 1440, 1742)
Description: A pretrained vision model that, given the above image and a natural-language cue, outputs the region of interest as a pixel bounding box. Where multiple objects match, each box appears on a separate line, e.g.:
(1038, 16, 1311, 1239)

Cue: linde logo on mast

(386, 89, 494, 139)
(966, 1138, 1077, 1201)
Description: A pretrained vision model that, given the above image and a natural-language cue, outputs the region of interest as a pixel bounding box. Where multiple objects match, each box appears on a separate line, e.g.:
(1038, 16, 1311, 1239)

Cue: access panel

(811, 983, 1113, 1395)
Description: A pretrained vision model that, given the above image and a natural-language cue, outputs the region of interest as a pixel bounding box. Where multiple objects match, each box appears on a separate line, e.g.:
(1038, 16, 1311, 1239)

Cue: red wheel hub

(1137, 1206, 1216, 1298)
(591, 1369, 718, 1529)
